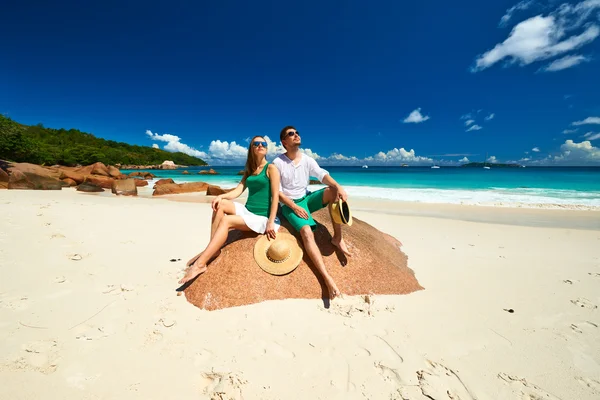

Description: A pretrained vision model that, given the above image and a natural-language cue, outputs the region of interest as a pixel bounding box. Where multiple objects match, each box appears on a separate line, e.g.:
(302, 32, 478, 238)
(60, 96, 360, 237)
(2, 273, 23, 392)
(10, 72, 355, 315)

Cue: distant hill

(461, 162, 521, 168)
(0, 115, 207, 167)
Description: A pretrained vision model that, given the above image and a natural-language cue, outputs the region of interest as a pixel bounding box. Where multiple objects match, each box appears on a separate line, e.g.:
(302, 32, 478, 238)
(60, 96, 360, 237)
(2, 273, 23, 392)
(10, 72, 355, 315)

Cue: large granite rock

(61, 178, 78, 187)
(134, 179, 148, 187)
(128, 171, 155, 179)
(0, 168, 8, 189)
(77, 182, 104, 192)
(111, 179, 137, 196)
(59, 168, 86, 184)
(154, 178, 175, 187)
(108, 165, 122, 178)
(152, 181, 209, 196)
(83, 175, 114, 189)
(206, 185, 234, 196)
(184, 208, 422, 311)
(7, 163, 62, 190)
(198, 168, 218, 175)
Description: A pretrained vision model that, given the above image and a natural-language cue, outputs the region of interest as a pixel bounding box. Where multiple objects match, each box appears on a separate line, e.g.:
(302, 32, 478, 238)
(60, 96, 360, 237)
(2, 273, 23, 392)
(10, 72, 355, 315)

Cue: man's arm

(309, 158, 348, 201)
(279, 191, 309, 219)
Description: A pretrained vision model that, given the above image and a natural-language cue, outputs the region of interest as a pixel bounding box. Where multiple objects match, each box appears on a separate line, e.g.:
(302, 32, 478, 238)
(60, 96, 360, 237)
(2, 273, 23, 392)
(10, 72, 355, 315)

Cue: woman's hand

(211, 195, 223, 211)
(265, 221, 277, 240)
(293, 205, 309, 220)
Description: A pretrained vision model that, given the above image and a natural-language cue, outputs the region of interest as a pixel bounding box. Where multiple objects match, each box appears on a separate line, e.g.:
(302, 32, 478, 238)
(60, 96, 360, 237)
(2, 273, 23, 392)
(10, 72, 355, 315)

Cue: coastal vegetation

(0, 115, 207, 167)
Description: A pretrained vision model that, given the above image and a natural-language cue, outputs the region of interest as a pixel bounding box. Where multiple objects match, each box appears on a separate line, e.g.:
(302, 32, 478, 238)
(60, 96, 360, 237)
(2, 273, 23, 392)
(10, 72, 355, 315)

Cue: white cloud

(472, 1, 600, 72)
(466, 124, 483, 132)
(563, 128, 578, 133)
(520, 157, 531, 161)
(552, 139, 600, 163)
(572, 116, 600, 125)
(532, 147, 541, 152)
(583, 132, 600, 140)
(460, 113, 473, 120)
(487, 155, 499, 163)
(540, 54, 590, 71)
(152, 144, 159, 149)
(459, 157, 470, 163)
(367, 148, 433, 164)
(403, 108, 430, 124)
(485, 113, 495, 121)
(499, 0, 535, 27)
(207, 140, 248, 161)
(146, 130, 208, 159)
(464, 119, 475, 126)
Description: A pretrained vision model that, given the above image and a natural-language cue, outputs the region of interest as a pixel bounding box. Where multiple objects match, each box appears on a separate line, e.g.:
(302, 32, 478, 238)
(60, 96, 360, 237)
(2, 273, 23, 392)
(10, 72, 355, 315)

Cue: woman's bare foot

(324, 275, 341, 299)
(178, 264, 207, 285)
(186, 249, 222, 267)
(331, 238, 352, 257)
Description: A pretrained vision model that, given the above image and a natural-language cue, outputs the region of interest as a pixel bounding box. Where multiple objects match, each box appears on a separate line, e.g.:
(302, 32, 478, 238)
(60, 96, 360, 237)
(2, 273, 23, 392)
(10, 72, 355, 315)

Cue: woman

(178, 136, 280, 285)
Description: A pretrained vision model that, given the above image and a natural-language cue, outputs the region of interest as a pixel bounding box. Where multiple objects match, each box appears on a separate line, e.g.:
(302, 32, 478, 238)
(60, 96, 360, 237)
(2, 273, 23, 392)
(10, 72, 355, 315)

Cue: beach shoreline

(1, 189, 599, 399)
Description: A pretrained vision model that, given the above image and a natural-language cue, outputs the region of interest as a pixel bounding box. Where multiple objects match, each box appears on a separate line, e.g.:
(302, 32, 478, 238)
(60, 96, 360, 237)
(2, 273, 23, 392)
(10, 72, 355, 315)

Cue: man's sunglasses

(286, 130, 300, 137)
(252, 141, 268, 148)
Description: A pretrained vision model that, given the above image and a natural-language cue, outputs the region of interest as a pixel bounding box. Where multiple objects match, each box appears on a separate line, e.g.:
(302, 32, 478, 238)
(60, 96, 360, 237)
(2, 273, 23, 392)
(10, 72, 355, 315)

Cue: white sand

(1, 189, 599, 399)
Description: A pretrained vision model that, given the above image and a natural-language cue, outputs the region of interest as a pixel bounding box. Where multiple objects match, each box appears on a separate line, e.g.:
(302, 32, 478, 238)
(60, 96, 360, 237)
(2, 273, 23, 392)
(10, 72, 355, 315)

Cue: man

(273, 125, 352, 299)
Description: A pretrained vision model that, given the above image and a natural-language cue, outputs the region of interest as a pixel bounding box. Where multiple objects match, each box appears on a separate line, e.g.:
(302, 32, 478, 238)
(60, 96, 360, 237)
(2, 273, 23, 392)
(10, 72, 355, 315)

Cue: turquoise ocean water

(124, 166, 600, 208)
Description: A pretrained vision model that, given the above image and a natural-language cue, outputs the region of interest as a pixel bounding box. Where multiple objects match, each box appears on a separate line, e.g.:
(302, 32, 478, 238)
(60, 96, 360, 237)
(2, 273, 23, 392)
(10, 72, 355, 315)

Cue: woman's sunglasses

(287, 130, 299, 137)
(252, 141, 268, 148)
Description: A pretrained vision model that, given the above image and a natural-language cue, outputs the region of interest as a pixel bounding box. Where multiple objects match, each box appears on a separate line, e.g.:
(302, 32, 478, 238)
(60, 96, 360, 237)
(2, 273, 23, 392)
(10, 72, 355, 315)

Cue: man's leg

(319, 187, 352, 257)
(299, 225, 340, 299)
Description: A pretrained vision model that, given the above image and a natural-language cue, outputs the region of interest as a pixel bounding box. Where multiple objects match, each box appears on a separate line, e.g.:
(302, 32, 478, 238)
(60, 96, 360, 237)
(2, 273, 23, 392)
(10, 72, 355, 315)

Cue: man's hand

(293, 204, 309, 220)
(211, 195, 223, 211)
(337, 186, 348, 202)
(265, 221, 277, 240)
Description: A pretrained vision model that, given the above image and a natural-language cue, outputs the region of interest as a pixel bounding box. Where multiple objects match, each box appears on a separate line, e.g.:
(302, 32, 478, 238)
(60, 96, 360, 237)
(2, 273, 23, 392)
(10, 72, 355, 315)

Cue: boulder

(206, 185, 235, 196)
(76, 182, 104, 192)
(160, 160, 177, 170)
(128, 172, 154, 179)
(182, 171, 190, 175)
(83, 175, 114, 189)
(152, 181, 209, 196)
(309, 179, 321, 185)
(184, 208, 422, 311)
(7, 163, 62, 190)
(77, 162, 109, 177)
(237, 170, 244, 175)
(198, 168, 218, 175)
(108, 165, 122, 178)
(111, 179, 137, 196)
(134, 179, 148, 187)
(59, 168, 85, 184)
(0, 168, 8, 189)
(154, 178, 175, 187)
(61, 178, 78, 187)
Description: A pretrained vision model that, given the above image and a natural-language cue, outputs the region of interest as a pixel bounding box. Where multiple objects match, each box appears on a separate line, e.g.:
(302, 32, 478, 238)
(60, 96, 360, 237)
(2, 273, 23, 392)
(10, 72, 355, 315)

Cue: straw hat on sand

(254, 232, 303, 275)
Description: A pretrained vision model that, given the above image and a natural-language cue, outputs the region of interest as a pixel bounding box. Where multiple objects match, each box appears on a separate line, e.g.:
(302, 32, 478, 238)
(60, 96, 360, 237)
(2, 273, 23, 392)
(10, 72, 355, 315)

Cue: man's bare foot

(178, 264, 207, 285)
(331, 238, 352, 257)
(324, 275, 341, 299)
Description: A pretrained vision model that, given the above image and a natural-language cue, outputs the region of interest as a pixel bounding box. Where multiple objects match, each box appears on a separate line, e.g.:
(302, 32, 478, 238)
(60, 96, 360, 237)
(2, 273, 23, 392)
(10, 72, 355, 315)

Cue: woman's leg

(179, 215, 250, 284)
(211, 199, 236, 239)
(187, 199, 238, 267)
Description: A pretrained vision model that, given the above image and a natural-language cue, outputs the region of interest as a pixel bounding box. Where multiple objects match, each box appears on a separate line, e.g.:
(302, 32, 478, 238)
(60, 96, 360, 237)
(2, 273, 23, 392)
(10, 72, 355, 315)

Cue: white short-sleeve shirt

(273, 153, 329, 200)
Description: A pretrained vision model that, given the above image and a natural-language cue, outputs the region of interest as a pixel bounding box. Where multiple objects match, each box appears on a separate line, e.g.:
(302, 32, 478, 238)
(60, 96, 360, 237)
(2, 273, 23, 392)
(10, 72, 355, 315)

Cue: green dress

(244, 163, 271, 218)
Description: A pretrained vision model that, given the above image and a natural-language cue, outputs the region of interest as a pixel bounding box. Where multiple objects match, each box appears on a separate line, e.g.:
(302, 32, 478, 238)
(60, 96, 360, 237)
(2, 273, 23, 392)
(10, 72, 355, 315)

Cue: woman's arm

(219, 181, 245, 200)
(267, 165, 280, 223)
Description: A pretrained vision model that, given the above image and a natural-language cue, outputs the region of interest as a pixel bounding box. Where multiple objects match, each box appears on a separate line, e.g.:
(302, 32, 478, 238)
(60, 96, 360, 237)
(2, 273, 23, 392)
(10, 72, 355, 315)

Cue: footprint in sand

(417, 361, 476, 399)
(0, 340, 60, 375)
(74, 325, 114, 341)
(51, 233, 65, 239)
(326, 295, 376, 317)
(498, 373, 561, 400)
(589, 272, 600, 278)
(575, 377, 600, 395)
(570, 298, 598, 310)
(199, 371, 247, 400)
(570, 321, 598, 334)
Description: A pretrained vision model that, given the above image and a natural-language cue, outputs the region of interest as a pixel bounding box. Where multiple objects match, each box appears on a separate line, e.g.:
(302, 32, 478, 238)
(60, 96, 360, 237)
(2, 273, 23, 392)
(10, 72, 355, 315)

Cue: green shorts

(281, 188, 327, 232)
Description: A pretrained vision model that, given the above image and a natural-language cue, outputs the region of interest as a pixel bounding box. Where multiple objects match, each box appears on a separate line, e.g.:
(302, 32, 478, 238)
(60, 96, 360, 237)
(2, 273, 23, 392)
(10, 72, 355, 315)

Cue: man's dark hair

(279, 125, 296, 144)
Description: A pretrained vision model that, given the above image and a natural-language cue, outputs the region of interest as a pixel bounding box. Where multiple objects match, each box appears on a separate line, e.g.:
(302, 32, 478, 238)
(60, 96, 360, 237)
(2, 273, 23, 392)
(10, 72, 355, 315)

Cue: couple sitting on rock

(179, 126, 352, 298)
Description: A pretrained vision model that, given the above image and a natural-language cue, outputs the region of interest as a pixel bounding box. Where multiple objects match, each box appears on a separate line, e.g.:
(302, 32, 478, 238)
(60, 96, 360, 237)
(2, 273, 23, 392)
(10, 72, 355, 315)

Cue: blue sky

(1, 0, 600, 165)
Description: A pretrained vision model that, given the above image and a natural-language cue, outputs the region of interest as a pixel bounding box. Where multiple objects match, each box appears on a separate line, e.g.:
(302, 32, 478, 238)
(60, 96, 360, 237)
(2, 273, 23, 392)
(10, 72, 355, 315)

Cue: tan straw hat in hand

(254, 232, 303, 276)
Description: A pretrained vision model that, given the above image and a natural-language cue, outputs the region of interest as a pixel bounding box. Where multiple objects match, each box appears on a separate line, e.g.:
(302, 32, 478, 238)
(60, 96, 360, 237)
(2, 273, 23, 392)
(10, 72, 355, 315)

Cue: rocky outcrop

(76, 182, 104, 192)
(134, 179, 148, 187)
(0, 168, 8, 189)
(111, 179, 137, 196)
(154, 178, 175, 187)
(237, 170, 244, 175)
(184, 208, 422, 311)
(182, 171, 190, 175)
(152, 181, 209, 196)
(198, 168, 218, 175)
(309, 179, 321, 185)
(128, 171, 155, 179)
(83, 175, 114, 189)
(7, 163, 62, 190)
(108, 165, 122, 178)
(61, 178, 77, 187)
(206, 185, 235, 196)
(117, 161, 187, 170)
